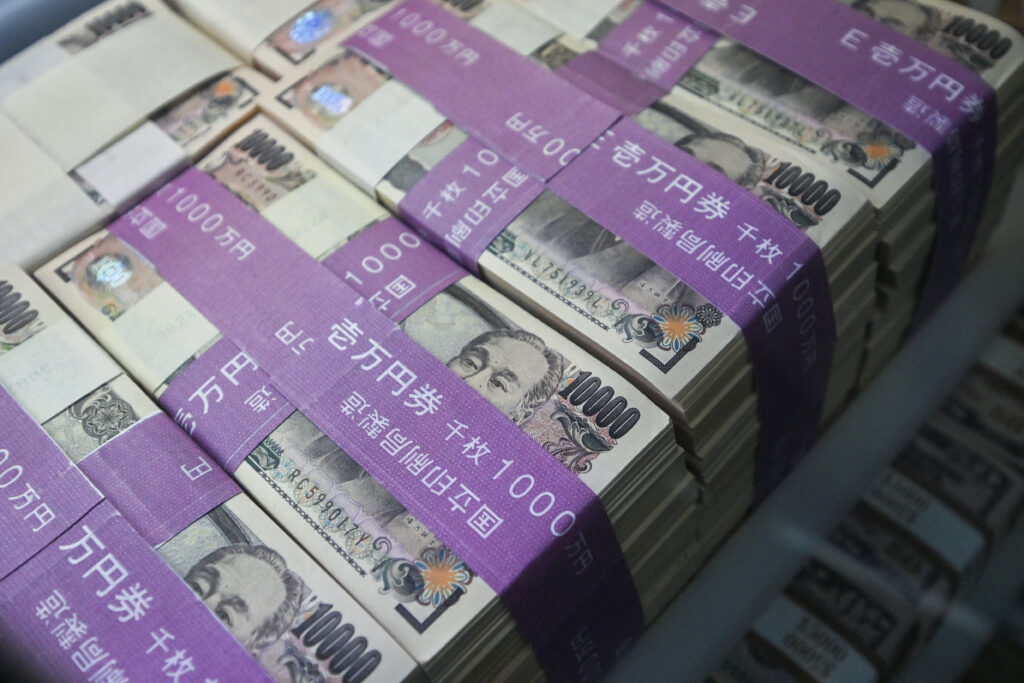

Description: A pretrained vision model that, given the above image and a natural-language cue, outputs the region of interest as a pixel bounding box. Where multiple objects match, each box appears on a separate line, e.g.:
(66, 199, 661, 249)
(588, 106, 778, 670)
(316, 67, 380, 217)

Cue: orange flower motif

(864, 141, 894, 162)
(653, 305, 705, 352)
(415, 547, 471, 607)
(856, 130, 905, 170)
(212, 78, 237, 98)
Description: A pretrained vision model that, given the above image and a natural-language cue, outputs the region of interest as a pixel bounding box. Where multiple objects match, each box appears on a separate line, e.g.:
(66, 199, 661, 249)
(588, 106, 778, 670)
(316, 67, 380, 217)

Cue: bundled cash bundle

(0, 0, 235, 164)
(709, 315, 1024, 683)
(524, 0, 1024, 387)
(538, 0, 1024, 389)
(0, 0, 277, 268)
(237, 0, 888, 539)
(149, 0, 1015, 561)
(0, 498, 275, 683)
(0, 265, 419, 682)
(1, 0, 1022, 680)
(246, 0, 1020, 536)
(36, 115, 701, 680)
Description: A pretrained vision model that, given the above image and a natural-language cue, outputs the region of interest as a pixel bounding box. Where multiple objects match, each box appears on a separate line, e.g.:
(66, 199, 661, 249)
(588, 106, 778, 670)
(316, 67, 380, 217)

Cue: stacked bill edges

(0, 0, 1021, 681)
(710, 307, 1024, 683)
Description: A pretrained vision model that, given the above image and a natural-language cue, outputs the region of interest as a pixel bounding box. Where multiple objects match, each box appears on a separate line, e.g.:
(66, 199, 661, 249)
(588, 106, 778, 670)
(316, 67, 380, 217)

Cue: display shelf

(608, 166, 1024, 682)
(894, 517, 1024, 682)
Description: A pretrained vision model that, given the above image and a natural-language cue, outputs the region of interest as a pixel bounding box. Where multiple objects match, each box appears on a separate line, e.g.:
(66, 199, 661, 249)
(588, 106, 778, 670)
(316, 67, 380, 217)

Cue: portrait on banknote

(445, 327, 564, 425)
(184, 543, 303, 651)
(157, 500, 389, 681)
(852, 0, 942, 40)
(159, 505, 305, 651)
(404, 282, 642, 471)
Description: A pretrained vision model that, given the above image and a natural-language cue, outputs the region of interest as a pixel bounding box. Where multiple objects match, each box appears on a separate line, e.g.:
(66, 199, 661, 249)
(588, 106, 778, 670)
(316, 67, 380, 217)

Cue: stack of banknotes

(0, 265, 421, 682)
(172, 0, 1023, 542)
(37, 115, 698, 680)
(0, 0, 1022, 680)
(841, 0, 1024, 386)
(710, 310, 1024, 682)
(0, 0, 287, 268)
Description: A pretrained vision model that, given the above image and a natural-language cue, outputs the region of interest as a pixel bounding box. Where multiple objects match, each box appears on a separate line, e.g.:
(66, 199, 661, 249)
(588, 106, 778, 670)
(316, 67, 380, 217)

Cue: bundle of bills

(35, 115, 698, 680)
(0, 0, 281, 269)
(569, 0, 1024, 388)
(708, 320, 1024, 683)
(0, 500, 275, 682)
(0, 0, 237, 163)
(3, 0, 1021, 679)
(458, 0, 1024, 390)
(245, 0, 881, 559)
(835, 0, 1024, 385)
(0, 263, 422, 682)
(938, 317, 1024, 468)
(495, 0, 1024, 391)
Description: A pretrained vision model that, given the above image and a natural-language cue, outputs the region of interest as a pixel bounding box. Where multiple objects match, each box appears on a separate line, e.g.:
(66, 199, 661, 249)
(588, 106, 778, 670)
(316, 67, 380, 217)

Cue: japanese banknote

(0, 264, 420, 682)
(34, 116, 691, 679)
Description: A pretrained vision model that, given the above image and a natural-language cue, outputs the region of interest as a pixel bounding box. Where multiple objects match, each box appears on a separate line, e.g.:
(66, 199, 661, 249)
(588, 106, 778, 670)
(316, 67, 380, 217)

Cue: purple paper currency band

(557, 52, 668, 116)
(112, 168, 644, 681)
(0, 501, 271, 682)
(550, 118, 836, 498)
(161, 218, 464, 521)
(397, 136, 545, 273)
(320, 216, 468, 321)
(343, 0, 621, 181)
(595, 2, 718, 92)
(558, 1, 717, 114)
(656, 0, 997, 326)
(158, 338, 295, 474)
(77, 412, 240, 546)
(0, 387, 102, 580)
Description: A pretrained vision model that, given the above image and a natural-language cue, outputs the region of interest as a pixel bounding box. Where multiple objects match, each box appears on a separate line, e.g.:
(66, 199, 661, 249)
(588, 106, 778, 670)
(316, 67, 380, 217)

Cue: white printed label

(864, 468, 986, 575)
(752, 595, 878, 683)
(113, 282, 218, 392)
(76, 122, 189, 210)
(316, 79, 445, 194)
(470, 3, 562, 56)
(0, 318, 120, 422)
(0, 40, 69, 99)
(263, 172, 387, 258)
(521, 0, 621, 39)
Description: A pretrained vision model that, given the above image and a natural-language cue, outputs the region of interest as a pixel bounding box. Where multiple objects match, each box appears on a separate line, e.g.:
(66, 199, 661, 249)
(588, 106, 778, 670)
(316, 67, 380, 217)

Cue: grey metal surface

(0, 0, 104, 62)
